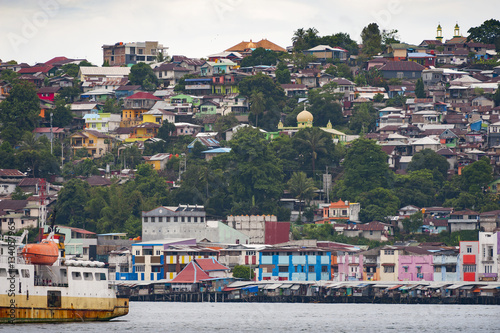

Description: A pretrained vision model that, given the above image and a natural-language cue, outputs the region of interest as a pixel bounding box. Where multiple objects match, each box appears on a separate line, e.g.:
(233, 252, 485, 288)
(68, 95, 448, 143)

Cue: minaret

(436, 24, 443, 42)
(453, 23, 461, 38)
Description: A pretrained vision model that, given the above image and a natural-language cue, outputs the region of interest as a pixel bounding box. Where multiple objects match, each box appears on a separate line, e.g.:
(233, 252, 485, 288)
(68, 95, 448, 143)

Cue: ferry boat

(0, 230, 129, 323)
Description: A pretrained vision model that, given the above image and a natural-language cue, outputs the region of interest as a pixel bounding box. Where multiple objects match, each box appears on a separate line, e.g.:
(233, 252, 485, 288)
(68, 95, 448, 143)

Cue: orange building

(121, 92, 160, 127)
(318, 199, 361, 224)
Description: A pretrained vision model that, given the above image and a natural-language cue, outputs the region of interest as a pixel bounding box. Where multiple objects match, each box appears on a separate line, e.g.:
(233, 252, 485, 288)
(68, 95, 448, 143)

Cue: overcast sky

(0, 0, 496, 65)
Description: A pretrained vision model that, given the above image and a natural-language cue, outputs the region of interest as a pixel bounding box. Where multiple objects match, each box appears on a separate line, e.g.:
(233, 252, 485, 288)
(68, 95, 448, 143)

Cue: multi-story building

(460, 241, 479, 282)
(163, 245, 220, 280)
(120, 238, 197, 282)
(69, 129, 113, 158)
(121, 92, 161, 127)
(320, 199, 361, 223)
(432, 249, 460, 281)
(102, 41, 168, 66)
(218, 244, 268, 269)
(83, 112, 121, 133)
(142, 205, 249, 243)
(478, 232, 499, 282)
(225, 215, 290, 244)
(258, 246, 331, 281)
(448, 210, 479, 232)
(379, 246, 400, 281)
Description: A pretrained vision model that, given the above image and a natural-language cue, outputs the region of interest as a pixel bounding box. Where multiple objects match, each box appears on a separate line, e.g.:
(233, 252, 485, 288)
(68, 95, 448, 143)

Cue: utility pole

(50, 112, 53, 154)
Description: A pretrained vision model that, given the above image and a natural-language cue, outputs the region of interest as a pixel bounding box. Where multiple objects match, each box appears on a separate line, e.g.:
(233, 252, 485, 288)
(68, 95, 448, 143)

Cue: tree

(249, 91, 265, 128)
(373, 93, 384, 103)
(61, 63, 80, 77)
(335, 138, 391, 201)
(461, 157, 493, 194)
(287, 172, 318, 219)
(0, 141, 17, 169)
(349, 102, 377, 134)
(11, 186, 30, 200)
(0, 68, 19, 82)
(407, 149, 449, 180)
(493, 83, 500, 107)
(240, 47, 281, 67)
(0, 80, 41, 141)
(292, 28, 308, 51)
(102, 98, 122, 114)
(402, 211, 423, 234)
(361, 23, 382, 56)
(50, 96, 73, 127)
(275, 62, 291, 84)
(55, 178, 91, 228)
(415, 78, 425, 98)
(381, 29, 400, 48)
(232, 265, 255, 280)
(335, 63, 353, 80)
(467, 19, 500, 51)
(357, 187, 400, 222)
(18, 131, 43, 177)
(295, 127, 327, 175)
(79, 60, 94, 67)
(128, 63, 158, 89)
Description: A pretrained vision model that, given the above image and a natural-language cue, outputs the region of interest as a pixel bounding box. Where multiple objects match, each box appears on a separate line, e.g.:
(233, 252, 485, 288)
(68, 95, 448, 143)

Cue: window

(308, 265, 315, 273)
(322, 266, 328, 273)
(188, 217, 191, 222)
(151, 217, 155, 223)
(158, 217, 162, 222)
(434, 266, 441, 273)
(47, 291, 61, 307)
(403, 266, 408, 273)
(181, 217, 185, 222)
(194, 217, 197, 222)
(384, 266, 395, 273)
(416, 266, 422, 274)
(72, 271, 82, 280)
(135, 265, 145, 272)
(466, 246, 472, 253)
(144, 217, 148, 223)
(84, 272, 93, 281)
(156, 250, 161, 255)
(278, 266, 288, 273)
(463, 265, 476, 273)
(135, 250, 140, 255)
(384, 250, 394, 255)
(174, 217, 178, 222)
(447, 266, 457, 273)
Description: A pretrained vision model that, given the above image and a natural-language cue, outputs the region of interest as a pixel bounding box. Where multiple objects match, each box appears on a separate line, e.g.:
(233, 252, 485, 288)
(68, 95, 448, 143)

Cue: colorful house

(145, 153, 171, 170)
(142, 109, 176, 125)
(69, 129, 113, 158)
(212, 74, 240, 95)
(320, 199, 361, 223)
(83, 113, 121, 133)
(163, 245, 220, 280)
(258, 246, 331, 281)
(126, 122, 160, 142)
(432, 249, 460, 281)
(460, 241, 479, 282)
(37, 86, 61, 102)
(478, 232, 499, 282)
(398, 247, 434, 281)
(121, 92, 161, 127)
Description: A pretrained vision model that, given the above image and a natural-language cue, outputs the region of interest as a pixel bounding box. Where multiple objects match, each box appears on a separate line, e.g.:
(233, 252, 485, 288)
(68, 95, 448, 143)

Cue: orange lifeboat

(22, 240, 59, 265)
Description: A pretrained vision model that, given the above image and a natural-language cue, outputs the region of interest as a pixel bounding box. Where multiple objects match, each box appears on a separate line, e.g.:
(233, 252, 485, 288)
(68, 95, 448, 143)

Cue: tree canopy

(467, 19, 500, 51)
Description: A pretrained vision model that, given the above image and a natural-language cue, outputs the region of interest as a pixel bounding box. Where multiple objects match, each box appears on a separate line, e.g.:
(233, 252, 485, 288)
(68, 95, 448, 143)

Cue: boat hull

(0, 295, 129, 323)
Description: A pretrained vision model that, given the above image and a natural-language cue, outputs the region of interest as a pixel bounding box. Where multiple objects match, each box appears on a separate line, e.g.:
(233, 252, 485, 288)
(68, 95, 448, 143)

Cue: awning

(399, 285, 418, 291)
(446, 284, 463, 289)
(480, 284, 500, 290)
(265, 283, 282, 290)
(460, 285, 475, 290)
(280, 284, 293, 289)
(291, 285, 301, 290)
(382, 263, 395, 266)
(356, 283, 369, 288)
(388, 284, 403, 290)
(372, 284, 394, 288)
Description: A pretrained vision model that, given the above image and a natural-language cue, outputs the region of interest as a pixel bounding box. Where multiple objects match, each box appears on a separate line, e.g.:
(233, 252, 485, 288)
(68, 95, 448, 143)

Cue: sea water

(3, 302, 500, 332)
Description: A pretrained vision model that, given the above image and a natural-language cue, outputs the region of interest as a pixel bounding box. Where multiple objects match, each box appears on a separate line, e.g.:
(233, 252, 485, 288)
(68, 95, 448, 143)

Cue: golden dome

(247, 39, 256, 49)
(297, 110, 313, 123)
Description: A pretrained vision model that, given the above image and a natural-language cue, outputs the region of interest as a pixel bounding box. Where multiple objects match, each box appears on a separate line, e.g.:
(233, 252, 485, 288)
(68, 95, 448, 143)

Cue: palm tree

(19, 132, 43, 177)
(287, 172, 318, 220)
(292, 28, 306, 49)
(296, 127, 327, 175)
(250, 91, 265, 128)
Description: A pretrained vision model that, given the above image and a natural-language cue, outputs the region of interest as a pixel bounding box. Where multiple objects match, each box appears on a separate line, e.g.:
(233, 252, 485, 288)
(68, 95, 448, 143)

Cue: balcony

(185, 84, 211, 90)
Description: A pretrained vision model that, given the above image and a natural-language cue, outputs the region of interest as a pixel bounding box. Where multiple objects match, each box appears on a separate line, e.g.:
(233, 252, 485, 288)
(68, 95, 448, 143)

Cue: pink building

(398, 247, 434, 281)
(336, 251, 364, 281)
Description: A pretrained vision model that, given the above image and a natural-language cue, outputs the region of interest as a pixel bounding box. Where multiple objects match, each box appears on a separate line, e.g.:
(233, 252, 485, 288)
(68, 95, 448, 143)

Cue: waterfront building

(218, 244, 268, 269)
(379, 246, 400, 281)
(120, 238, 197, 282)
(163, 245, 219, 280)
(258, 246, 331, 281)
(398, 247, 434, 281)
(460, 240, 479, 281)
(478, 232, 499, 282)
(432, 249, 460, 281)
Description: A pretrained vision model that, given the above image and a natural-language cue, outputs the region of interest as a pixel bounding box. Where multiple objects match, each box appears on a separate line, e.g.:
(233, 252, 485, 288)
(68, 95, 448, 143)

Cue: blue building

(258, 247, 331, 281)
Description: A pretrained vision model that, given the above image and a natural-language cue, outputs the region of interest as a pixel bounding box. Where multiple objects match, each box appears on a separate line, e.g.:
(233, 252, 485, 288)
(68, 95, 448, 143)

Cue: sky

(0, 0, 497, 66)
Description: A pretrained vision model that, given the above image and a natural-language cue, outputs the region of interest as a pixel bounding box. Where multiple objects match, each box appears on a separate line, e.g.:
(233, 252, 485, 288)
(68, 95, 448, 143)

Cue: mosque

(277, 106, 347, 143)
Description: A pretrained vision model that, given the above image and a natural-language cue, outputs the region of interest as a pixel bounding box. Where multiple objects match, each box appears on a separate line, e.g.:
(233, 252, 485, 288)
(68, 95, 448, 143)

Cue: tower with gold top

(453, 23, 461, 38)
(436, 24, 443, 42)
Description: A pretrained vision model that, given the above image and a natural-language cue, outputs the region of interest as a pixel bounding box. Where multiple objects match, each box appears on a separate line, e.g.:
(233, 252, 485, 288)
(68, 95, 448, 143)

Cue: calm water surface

(3, 302, 499, 333)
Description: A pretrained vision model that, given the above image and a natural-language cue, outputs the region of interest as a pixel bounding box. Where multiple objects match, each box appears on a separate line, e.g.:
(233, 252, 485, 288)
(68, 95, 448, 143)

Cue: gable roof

(18, 65, 54, 74)
(195, 258, 229, 271)
(18, 178, 43, 187)
(125, 92, 161, 100)
(0, 169, 25, 177)
(79, 66, 130, 77)
(170, 261, 212, 283)
(379, 61, 425, 72)
(85, 175, 112, 186)
(225, 39, 286, 52)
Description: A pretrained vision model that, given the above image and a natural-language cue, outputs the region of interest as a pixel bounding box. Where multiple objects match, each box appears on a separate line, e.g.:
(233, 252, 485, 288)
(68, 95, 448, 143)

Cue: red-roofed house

(33, 127, 67, 141)
(319, 199, 361, 223)
(195, 258, 230, 278)
(170, 261, 212, 291)
(18, 65, 57, 77)
(0, 169, 26, 196)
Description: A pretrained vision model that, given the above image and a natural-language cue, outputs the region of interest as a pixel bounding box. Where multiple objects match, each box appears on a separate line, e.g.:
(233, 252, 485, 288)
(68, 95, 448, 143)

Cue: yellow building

(379, 246, 400, 281)
(145, 153, 171, 170)
(69, 129, 113, 158)
(125, 122, 160, 142)
(121, 92, 161, 127)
